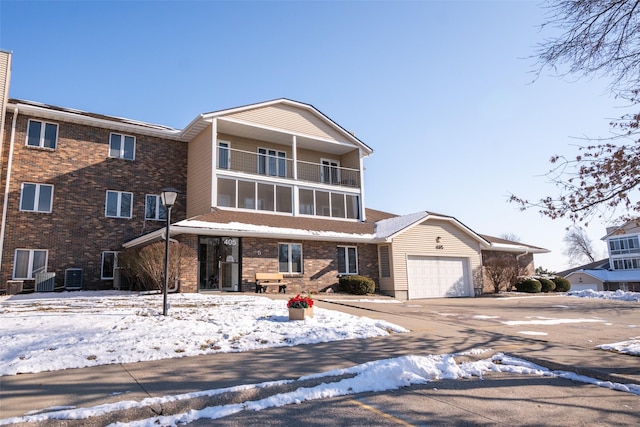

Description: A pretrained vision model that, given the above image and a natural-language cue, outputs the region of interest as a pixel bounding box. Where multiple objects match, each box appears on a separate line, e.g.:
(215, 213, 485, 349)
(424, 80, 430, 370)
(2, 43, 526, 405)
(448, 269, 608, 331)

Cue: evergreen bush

(514, 277, 542, 293)
(338, 275, 375, 295)
(538, 277, 556, 293)
(552, 276, 571, 292)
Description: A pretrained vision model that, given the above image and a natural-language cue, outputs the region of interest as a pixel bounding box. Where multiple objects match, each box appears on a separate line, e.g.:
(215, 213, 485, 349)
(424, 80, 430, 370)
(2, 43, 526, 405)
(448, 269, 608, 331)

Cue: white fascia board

(488, 242, 550, 254)
(9, 102, 183, 140)
(122, 227, 184, 249)
(173, 221, 377, 243)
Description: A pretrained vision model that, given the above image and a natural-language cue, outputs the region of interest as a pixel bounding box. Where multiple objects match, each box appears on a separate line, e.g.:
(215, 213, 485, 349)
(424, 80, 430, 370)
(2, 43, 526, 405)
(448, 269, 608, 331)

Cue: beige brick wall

(0, 112, 188, 289)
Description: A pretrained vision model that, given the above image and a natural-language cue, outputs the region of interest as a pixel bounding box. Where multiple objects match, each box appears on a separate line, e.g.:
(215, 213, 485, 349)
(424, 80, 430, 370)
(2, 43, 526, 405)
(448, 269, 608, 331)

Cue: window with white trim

(105, 191, 133, 218)
(20, 183, 53, 213)
(101, 251, 119, 280)
(109, 133, 136, 160)
(321, 159, 340, 184)
(145, 194, 167, 220)
(609, 236, 640, 255)
(279, 243, 302, 274)
(258, 148, 287, 177)
(13, 249, 47, 279)
(297, 188, 360, 220)
(217, 178, 293, 213)
(218, 141, 230, 169)
(338, 246, 358, 275)
(26, 119, 58, 149)
(612, 257, 640, 270)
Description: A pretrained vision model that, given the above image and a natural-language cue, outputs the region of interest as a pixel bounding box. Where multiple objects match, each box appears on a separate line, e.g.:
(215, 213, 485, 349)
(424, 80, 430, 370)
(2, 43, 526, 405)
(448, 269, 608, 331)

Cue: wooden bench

(255, 273, 288, 293)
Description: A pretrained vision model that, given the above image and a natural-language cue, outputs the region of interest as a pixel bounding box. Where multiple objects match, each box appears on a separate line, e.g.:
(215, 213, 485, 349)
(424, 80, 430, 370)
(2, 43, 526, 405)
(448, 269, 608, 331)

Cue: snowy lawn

(0, 291, 407, 376)
(3, 289, 640, 426)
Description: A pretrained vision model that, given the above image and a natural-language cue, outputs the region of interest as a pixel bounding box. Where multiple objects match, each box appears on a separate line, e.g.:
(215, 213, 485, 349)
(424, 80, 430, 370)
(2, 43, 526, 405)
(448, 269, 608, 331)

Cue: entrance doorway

(198, 237, 240, 291)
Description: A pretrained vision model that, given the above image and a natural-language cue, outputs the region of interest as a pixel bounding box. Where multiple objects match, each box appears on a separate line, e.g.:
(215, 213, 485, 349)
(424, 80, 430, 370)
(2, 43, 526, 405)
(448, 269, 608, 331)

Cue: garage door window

(338, 246, 358, 275)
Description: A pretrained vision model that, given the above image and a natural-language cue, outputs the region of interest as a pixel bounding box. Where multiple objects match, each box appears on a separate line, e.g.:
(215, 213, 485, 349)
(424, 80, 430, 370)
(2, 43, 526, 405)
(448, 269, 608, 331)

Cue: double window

(145, 194, 168, 221)
(105, 191, 133, 218)
(26, 119, 58, 149)
(258, 148, 287, 177)
(101, 251, 119, 280)
(321, 159, 340, 184)
(338, 246, 358, 275)
(279, 243, 302, 274)
(109, 133, 136, 160)
(20, 183, 53, 213)
(13, 249, 47, 280)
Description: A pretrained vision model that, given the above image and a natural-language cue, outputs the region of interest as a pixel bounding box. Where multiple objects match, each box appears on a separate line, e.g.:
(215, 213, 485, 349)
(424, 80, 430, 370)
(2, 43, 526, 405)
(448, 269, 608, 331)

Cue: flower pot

(288, 307, 314, 320)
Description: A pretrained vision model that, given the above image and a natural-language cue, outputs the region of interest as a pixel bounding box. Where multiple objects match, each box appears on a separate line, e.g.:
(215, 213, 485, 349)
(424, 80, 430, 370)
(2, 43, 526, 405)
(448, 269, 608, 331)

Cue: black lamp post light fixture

(161, 187, 179, 316)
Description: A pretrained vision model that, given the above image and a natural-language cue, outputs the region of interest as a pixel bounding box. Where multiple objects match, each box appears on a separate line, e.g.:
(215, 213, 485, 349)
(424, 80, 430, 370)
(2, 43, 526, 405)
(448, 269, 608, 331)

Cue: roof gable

(188, 99, 372, 154)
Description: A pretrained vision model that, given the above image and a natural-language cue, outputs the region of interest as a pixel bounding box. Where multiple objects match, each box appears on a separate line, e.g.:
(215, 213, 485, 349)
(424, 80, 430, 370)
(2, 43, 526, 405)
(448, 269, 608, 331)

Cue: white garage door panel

(407, 256, 471, 299)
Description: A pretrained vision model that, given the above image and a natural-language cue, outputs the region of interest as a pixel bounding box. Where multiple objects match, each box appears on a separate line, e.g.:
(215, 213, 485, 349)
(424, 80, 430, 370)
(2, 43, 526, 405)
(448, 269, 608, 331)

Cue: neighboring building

(0, 50, 549, 298)
(561, 221, 640, 292)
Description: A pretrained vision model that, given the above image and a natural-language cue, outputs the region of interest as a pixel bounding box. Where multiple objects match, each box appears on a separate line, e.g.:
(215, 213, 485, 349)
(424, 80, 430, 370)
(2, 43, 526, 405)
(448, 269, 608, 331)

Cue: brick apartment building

(0, 51, 548, 299)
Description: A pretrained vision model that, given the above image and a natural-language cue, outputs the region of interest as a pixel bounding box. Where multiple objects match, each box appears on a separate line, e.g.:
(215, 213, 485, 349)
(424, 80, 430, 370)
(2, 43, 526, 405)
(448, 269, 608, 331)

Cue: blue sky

(0, 0, 629, 271)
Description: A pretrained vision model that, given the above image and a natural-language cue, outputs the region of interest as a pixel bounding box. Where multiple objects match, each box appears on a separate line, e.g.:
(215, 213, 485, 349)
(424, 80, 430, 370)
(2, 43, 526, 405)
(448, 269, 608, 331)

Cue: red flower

(287, 294, 314, 309)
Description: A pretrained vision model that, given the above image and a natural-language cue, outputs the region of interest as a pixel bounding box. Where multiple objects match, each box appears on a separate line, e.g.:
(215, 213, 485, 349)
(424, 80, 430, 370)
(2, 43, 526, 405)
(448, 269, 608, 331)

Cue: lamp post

(161, 187, 178, 316)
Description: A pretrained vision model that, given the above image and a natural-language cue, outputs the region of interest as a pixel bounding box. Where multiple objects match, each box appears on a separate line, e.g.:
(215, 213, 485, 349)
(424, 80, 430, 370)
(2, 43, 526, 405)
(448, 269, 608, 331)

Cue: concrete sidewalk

(1, 295, 639, 425)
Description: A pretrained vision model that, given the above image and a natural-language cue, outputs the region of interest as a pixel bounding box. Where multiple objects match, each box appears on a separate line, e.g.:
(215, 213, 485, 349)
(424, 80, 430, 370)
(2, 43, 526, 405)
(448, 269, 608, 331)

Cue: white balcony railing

(218, 147, 361, 188)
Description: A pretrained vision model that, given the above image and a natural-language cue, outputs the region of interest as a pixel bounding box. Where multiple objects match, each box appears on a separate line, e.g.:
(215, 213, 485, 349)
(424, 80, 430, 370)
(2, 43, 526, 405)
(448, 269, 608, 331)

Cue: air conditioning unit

(64, 268, 83, 290)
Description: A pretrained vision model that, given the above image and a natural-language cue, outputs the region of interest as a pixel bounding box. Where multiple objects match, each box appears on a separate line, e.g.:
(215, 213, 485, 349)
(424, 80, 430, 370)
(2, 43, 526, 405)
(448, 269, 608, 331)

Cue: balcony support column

(359, 149, 366, 222)
(210, 118, 218, 208)
(292, 135, 299, 216)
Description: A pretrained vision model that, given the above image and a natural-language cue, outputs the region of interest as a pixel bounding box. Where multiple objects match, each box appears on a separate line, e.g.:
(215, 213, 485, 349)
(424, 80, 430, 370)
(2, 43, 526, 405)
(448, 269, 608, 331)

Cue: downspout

(0, 107, 18, 272)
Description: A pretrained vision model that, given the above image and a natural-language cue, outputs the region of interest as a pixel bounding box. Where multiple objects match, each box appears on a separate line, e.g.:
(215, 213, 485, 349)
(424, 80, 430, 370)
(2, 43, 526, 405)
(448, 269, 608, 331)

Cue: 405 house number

(435, 244, 444, 250)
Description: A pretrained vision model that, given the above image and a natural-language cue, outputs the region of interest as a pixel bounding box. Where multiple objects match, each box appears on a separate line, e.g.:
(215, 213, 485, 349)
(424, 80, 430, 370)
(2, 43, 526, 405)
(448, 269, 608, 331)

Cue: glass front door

(198, 237, 240, 291)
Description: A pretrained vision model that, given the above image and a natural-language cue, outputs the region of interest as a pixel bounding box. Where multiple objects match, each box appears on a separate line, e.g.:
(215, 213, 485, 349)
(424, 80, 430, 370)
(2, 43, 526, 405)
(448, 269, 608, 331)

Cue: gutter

(0, 107, 18, 272)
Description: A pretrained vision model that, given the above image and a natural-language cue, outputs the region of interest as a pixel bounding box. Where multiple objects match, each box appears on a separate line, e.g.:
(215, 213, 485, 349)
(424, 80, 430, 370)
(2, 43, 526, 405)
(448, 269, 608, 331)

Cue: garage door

(407, 256, 471, 299)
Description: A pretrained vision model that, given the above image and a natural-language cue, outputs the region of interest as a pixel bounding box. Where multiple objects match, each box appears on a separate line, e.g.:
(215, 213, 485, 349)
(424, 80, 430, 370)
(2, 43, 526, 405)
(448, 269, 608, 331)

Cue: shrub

(514, 277, 542, 293)
(552, 276, 571, 292)
(538, 277, 556, 293)
(338, 275, 375, 295)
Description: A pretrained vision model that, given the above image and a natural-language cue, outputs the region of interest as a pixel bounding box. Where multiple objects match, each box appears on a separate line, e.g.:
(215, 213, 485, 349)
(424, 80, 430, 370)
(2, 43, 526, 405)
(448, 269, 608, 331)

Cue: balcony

(218, 147, 361, 188)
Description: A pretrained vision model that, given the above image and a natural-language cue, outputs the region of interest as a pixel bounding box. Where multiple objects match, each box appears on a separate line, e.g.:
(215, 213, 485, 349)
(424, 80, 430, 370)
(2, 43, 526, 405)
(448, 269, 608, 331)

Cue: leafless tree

(484, 254, 527, 293)
(500, 233, 521, 242)
(511, 0, 640, 224)
(563, 226, 598, 265)
(119, 241, 196, 291)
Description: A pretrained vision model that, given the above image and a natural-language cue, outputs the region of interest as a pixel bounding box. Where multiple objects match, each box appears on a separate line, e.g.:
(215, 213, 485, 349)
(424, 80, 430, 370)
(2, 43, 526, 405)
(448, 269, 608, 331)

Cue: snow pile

(569, 289, 640, 302)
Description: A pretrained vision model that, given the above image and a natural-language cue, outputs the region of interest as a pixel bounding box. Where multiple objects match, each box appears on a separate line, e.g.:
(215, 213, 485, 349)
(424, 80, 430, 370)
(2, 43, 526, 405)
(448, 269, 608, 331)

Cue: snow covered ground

(0, 291, 407, 376)
(2, 289, 640, 426)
